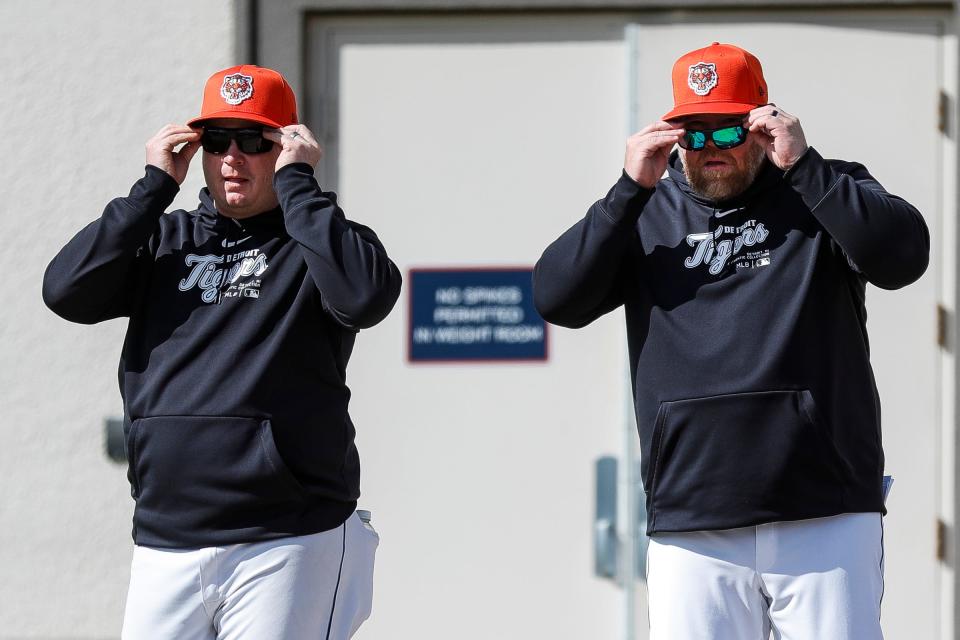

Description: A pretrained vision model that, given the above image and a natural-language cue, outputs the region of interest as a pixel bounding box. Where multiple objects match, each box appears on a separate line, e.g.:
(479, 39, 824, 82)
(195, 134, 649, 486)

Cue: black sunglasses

(679, 124, 748, 151)
(201, 127, 275, 155)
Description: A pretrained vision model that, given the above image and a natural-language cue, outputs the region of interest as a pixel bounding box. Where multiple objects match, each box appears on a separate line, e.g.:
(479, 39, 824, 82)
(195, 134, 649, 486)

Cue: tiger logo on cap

(688, 62, 718, 96)
(220, 73, 254, 106)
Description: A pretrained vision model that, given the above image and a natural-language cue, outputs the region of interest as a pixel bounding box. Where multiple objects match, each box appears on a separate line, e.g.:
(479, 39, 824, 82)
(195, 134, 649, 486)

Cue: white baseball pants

(647, 512, 884, 640)
(121, 511, 379, 640)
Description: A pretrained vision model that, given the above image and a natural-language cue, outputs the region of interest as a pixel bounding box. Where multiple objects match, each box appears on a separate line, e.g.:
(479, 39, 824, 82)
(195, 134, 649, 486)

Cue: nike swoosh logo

(715, 208, 743, 219)
(221, 235, 253, 248)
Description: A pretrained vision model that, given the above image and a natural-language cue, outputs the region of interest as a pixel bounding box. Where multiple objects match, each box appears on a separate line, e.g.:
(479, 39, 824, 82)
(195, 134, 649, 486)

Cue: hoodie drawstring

(217, 219, 240, 304)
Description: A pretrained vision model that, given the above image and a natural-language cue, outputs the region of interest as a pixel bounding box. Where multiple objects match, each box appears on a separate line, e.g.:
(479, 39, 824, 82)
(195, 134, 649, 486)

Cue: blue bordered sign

(408, 267, 548, 363)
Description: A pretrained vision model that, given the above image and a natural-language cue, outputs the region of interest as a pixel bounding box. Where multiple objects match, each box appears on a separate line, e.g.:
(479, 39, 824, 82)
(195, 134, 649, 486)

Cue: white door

(304, 12, 945, 639)
(631, 16, 943, 639)
(307, 15, 638, 639)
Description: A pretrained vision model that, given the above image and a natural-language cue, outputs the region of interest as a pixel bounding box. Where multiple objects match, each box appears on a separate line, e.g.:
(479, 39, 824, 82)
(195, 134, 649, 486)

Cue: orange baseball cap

(662, 43, 768, 120)
(187, 65, 298, 129)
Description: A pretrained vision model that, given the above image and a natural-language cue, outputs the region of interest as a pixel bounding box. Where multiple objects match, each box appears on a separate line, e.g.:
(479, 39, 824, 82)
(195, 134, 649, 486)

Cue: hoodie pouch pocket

(646, 389, 850, 532)
(128, 416, 306, 531)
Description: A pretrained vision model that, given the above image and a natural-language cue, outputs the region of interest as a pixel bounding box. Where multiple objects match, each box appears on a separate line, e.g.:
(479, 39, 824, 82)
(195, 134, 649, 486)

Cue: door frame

(255, 4, 958, 637)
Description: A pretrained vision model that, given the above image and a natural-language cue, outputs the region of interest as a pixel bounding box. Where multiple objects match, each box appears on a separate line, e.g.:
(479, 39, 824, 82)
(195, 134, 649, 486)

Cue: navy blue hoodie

(43, 163, 401, 548)
(533, 148, 928, 534)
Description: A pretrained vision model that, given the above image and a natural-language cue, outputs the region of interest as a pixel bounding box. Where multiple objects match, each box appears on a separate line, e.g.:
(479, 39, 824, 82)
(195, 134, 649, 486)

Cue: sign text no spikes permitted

(408, 268, 548, 363)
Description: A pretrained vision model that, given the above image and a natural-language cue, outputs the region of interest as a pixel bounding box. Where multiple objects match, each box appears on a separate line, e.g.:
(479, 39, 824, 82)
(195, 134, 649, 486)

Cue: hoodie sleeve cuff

(129, 165, 181, 216)
(784, 147, 838, 211)
(273, 163, 324, 213)
(597, 171, 656, 225)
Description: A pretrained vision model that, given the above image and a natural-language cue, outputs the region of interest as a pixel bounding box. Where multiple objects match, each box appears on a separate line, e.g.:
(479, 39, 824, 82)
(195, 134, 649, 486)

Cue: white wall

(0, 2, 234, 636)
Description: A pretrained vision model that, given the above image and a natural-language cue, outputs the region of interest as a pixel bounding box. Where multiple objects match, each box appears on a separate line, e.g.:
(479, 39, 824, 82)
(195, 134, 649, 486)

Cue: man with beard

(533, 43, 928, 639)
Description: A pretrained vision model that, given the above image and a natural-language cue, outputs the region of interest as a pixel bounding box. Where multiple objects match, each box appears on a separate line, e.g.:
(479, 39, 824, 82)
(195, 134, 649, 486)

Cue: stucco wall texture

(0, 2, 235, 636)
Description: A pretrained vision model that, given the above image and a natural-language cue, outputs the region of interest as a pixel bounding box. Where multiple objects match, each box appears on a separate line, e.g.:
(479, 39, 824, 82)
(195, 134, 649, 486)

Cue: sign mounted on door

(408, 267, 548, 363)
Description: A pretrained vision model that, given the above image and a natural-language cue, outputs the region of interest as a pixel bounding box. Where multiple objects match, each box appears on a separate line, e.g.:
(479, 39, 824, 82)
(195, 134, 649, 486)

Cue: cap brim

(662, 101, 760, 121)
(187, 110, 286, 129)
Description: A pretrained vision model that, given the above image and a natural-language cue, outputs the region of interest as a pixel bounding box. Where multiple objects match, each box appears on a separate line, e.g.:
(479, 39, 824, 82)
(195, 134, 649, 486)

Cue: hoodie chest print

(684, 219, 771, 275)
(178, 249, 269, 304)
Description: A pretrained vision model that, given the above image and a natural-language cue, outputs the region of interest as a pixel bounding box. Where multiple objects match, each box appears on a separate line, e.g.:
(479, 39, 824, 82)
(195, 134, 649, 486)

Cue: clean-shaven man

(44, 65, 400, 639)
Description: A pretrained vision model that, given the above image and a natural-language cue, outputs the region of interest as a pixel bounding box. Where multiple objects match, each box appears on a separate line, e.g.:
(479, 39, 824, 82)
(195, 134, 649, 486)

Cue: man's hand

(624, 122, 685, 189)
(264, 125, 323, 172)
(747, 104, 808, 171)
(145, 125, 201, 185)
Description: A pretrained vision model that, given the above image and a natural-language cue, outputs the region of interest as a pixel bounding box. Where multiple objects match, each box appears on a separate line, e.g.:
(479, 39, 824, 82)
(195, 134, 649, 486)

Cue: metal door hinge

(938, 89, 951, 135)
(936, 518, 948, 562)
(937, 304, 950, 350)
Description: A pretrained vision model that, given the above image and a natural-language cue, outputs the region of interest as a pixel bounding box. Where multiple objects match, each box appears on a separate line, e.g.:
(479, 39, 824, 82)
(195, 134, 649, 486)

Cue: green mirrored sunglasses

(679, 125, 747, 151)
